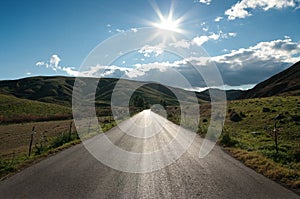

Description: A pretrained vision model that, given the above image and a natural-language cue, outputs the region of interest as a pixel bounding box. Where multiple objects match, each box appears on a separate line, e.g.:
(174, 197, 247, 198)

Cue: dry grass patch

(226, 147, 300, 190)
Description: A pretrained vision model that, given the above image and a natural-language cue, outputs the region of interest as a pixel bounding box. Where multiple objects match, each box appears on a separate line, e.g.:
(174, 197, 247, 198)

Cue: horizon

(0, 74, 257, 92)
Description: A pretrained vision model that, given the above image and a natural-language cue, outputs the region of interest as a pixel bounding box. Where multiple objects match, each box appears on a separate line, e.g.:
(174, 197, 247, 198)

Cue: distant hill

(0, 76, 212, 107)
(199, 89, 244, 101)
(0, 76, 74, 106)
(239, 61, 300, 99)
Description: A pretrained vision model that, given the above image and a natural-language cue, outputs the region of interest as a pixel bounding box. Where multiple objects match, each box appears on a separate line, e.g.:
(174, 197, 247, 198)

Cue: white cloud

(131, 28, 138, 33)
(125, 36, 300, 85)
(192, 32, 226, 46)
(169, 39, 191, 49)
(138, 44, 164, 57)
(107, 24, 111, 27)
(26, 72, 31, 75)
(36, 61, 47, 67)
(210, 37, 300, 85)
(62, 67, 80, 76)
(225, 0, 298, 20)
(127, 60, 186, 79)
(140, 37, 300, 86)
(202, 27, 209, 32)
(116, 29, 125, 33)
(228, 32, 237, 37)
(49, 54, 61, 68)
(214, 16, 223, 22)
(168, 31, 237, 48)
(215, 37, 300, 64)
(35, 54, 62, 71)
(209, 32, 220, 40)
(192, 36, 210, 46)
(198, 0, 212, 5)
(63, 65, 131, 78)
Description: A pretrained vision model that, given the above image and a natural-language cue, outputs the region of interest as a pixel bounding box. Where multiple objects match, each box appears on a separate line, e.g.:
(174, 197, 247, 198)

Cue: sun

(149, 1, 185, 34)
(153, 16, 181, 32)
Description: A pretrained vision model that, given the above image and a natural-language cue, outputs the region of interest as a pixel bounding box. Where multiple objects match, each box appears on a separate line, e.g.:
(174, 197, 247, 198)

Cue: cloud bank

(225, 0, 299, 20)
(36, 37, 300, 89)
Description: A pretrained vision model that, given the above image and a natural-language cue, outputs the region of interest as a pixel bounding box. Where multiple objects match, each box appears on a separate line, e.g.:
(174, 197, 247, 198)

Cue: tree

(160, 99, 167, 108)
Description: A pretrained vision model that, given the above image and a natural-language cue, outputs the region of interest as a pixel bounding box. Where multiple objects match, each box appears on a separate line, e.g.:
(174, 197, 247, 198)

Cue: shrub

(230, 111, 242, 122)
(0, 157, 16, 173)
(220, 132, 238, 147)
(50, 134, 77, 148)
(263, 107, 271, 112)
(289, 146, 300, 162)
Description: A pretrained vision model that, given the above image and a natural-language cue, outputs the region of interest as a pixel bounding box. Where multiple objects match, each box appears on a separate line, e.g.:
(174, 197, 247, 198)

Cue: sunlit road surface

(0, 110, 298, 198)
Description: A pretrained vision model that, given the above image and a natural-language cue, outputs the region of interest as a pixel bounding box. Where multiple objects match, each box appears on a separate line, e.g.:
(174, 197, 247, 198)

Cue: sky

(1, 0, 300, 91)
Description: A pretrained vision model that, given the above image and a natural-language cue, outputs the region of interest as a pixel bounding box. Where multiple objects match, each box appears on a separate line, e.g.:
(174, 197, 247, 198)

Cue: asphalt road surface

(0, 110, 299, 198)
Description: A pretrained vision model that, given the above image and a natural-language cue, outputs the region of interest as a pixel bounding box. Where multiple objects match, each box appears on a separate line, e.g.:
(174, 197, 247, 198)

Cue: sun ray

(149, 0, 184, 34)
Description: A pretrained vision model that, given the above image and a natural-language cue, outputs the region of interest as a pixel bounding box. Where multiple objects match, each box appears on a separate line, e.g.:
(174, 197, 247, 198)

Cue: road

(0, 110, 298, 198)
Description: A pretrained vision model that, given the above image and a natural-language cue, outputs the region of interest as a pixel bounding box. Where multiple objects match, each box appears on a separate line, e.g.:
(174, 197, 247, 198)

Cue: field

(0, 120, 75, 157)
(0, 93, 118, 178)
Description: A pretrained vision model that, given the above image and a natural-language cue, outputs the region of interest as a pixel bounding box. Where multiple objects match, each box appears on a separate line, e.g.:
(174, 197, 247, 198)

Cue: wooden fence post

(69, 121, 73, 137)
(28, 126, 35, 157)
(273, 122, 279, 155)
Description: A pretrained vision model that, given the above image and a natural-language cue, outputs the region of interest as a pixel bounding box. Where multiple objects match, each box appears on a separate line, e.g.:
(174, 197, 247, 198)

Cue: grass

(0, 117, 117, 179)
(226, 148, 300, 189)
(165, 96, 300, 190)
(0, 94, 72, 124)
(0, 138, 82, 180)
(222, 96, 300, 189)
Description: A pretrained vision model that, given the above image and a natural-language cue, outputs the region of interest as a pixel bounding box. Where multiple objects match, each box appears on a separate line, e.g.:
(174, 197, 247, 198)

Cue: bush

(220, 133, 238, 147)
(263, 107, 271, 112)
(289, 146, 300, 162)
(0, 157, 16, 173)
(34, 144, 47, 155)
(229, 111, 242, 122)
(50, 134, 77, 148)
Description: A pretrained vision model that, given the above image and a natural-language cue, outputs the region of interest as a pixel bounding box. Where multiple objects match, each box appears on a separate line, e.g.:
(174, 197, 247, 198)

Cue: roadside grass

(0, 118, 117, 180)
(219, 96, 300, 190)
(166, 96, 300, 190)
(226, 148, 300, 189)
(0, 138, 82, 179)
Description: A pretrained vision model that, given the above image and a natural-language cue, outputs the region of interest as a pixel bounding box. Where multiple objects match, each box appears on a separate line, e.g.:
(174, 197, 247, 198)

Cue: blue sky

(1, 0, 300, 90)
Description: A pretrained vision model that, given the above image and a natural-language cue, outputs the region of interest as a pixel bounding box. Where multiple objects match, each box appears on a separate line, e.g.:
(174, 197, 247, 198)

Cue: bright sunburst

(153, 13, 181, 33)
(150, 1, 185, 34)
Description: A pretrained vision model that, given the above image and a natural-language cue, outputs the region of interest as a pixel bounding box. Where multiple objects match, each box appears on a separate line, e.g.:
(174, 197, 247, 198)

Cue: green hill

(0, 76, 210, 107)
(0, 94, 72, 124)
(0, 76, 75, 106)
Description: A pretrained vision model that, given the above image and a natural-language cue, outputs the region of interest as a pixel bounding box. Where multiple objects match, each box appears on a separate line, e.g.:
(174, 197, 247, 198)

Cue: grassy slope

(0, 94, 72, 123)
(198, 96, 300, 189)
(225, 96, 299, 163)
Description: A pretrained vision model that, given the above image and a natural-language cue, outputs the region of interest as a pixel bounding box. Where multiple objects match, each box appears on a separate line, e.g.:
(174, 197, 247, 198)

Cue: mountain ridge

(238, 61, 300, 99)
